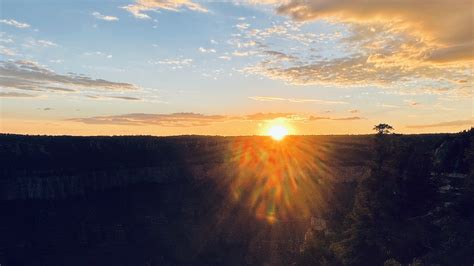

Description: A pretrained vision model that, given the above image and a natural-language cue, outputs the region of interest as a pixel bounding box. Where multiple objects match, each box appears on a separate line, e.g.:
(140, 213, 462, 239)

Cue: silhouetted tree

(331, 126, 440, 265)
(373, 124, 394, 135)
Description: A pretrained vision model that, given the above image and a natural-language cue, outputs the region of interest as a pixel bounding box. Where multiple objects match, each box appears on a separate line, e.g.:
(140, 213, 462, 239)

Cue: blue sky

(1, 0, 472, 135)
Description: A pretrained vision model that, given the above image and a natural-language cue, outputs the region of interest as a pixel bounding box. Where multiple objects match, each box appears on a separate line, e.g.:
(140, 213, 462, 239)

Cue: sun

(268, 125, 288, 141)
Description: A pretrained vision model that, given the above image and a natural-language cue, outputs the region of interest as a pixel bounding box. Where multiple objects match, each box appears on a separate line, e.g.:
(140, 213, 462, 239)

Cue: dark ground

(0, 132, 472, 265)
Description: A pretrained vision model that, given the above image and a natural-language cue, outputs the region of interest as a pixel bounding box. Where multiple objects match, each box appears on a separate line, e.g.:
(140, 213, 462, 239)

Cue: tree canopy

(373, 123, 394, 134)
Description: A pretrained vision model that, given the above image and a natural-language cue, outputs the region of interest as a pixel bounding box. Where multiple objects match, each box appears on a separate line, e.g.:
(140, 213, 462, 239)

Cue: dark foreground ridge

(0, 132, 472, 265)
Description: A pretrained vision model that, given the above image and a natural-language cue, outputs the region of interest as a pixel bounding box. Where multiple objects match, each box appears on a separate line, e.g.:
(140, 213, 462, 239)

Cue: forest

(0, 129, 472, 265)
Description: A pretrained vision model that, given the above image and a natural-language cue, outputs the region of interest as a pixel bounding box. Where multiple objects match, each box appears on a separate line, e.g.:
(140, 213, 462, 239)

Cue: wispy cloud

(69, 112, 364, 127)
(406, 119, 473, 129)
(149, 57, 193, 69)
(234, 0, 472, 97)
(86, 95, 141, 101)
(122, 0, 208, 19)
(0, 60, 138, 92)
(263, 50, 297, 61)
(23, 39, 57, 48)
(0, 19, 30, 28)
(83, 51, 113, 58)
(49, 59, 63, 64)
(249, 96, 347, 104)
(0, 45, 16, 56)
(404, 99, 422, 107)
(198, 47, 216, 53)
(218, 55, 232, 61)
(0, 91, 37, 98)
(332, 116, 363, 121)
(69, 112, 229, 127)
(243, 53, 470, 96)
(92, 11, 119, 21)
(244, 112, 301, 121)
(308, 115, 363, 121)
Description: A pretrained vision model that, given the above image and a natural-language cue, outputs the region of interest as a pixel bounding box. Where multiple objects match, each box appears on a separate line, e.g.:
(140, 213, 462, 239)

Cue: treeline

(298, 129, 473, 265)
(0, 134, 372, 175)
(0, 134, 231, 174)
(0, 131, 471, 265)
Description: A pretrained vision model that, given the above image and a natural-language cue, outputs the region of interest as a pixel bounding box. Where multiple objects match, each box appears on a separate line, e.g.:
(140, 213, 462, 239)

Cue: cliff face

(0, 135, 371, 201)
(0, 164, 212, 200)
(0, 134, 394, 265)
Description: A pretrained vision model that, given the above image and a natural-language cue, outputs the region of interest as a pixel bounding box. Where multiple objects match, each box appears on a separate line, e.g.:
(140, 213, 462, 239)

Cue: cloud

(232, 50, 256, 57)
(249, 96, 287, 102)
(0, 60, 139, 92)
(275, 0, 473, 63)
(110, 96, 141, 101)
(427, 43, 474, 63)
(0, 91, 37, 98)
(377, 103, 401, 109)
(236, 23, 251, 30)
(83, 51, 113, 58)
(404, 100, 422, 107)
(24, 39, 57, 48)
(69, 112, 364, 127)
(198, 47, 216, 53)
(49, 59, 63, 64)
(0, 19, 30, 28)
(122, 0, 208, 19)
(92, 11, 119, 21)
(263, 50, 297, 61)
(244, 112, 301, 121)
(69, 112, 229, 127)
(86, 95, 141, 101)
(332, 116, 363, 121)
(243, 50, 471, 96)
(249, 96, 347, 104)
(308, 115, 363, 121)
(149, 58, 193, 69)
(0, 45, 16, 56)
(0, 38, 13, 44)
(218, 55, 232, 60)
(307, 116, 330, 121)
(235, 1, 472, 97)
(406, 119, 473, 129)
(45, 86, 76, 92)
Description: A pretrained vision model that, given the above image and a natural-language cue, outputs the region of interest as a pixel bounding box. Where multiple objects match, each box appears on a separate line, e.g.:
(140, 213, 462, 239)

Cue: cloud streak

(308, 115, 363, 121)
(0, 60, 139, 92)
(92, 12, 119, 21)
(86, 95, 141, 101)
(122, 0, 208, 19)
(0, 91, 37, 98)
(406, 119, 473, 129)
(0, 19, 30, 28)
(249, 96, 347, 104)
(69, 112, 364, 127)
(69, 112, 229, 127)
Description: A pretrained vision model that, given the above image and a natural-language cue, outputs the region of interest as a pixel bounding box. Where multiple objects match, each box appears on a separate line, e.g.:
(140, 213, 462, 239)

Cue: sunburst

(268, 125, 288, 141)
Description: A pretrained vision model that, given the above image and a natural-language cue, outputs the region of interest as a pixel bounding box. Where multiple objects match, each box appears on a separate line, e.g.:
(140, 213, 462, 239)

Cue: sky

(0, 0, 472, 136)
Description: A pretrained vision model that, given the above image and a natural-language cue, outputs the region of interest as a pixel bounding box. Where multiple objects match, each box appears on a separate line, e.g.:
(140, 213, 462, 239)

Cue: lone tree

(373, 123, 394, 135)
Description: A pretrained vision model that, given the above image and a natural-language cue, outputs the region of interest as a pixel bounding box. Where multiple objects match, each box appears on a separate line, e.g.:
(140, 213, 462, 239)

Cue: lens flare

(268, 125, 288, 141)
(220, 136, 331, 224)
